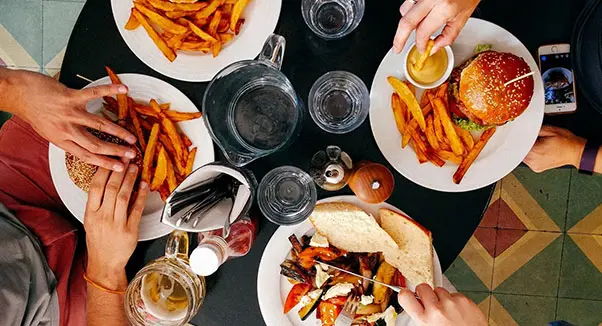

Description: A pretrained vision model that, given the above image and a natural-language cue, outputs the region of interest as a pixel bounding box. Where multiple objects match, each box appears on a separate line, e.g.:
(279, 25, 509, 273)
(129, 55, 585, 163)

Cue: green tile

(512, 165, 571, 230)
(556, 298, 602, 326)
(445, 256, 489, 292)
(494, 294, 557, 326)
(559, 235, 602, 300)
(494, 235, 563, 296)
(567, 169, 602, 231)
(463, 291, 490, 305)
(42, 1, 84, 68)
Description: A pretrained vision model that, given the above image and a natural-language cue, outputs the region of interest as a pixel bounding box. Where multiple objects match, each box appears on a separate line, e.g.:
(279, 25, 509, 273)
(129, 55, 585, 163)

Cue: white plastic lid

(189, 245, 223, 276)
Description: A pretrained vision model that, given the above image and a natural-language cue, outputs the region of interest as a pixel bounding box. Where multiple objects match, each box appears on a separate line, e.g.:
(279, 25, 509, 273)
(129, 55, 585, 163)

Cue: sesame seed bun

(449, 51, 534, 126)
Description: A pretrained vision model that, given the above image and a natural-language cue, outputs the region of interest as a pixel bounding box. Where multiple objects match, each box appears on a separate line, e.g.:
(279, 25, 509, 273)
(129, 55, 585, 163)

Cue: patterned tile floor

(1, 2, 601, 325)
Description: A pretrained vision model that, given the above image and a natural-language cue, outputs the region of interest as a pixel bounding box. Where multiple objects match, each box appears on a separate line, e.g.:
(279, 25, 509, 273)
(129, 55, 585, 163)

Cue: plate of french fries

(111, 0, 282, 81)
(369, 19, 544, 192)
(49, 70, 215, 241)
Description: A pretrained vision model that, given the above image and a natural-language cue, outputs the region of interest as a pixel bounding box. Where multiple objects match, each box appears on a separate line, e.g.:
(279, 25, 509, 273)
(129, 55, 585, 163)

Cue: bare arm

(86, 266, 129, 326)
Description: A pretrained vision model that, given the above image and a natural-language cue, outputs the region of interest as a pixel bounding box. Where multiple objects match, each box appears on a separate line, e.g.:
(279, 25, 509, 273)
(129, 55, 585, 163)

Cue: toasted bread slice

(309, 202, 398, 253)
(380, 208, 434, 287)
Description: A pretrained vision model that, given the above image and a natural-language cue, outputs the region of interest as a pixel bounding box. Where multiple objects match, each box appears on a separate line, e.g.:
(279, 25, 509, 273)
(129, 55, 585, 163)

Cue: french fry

(436, 83, 449, 99)
(105, 67, 128, 125)
(103, 96, 119, 115)
(432, 97, 464, 156)
(185, 147, 197, 176)
(179, 41, 211, 51)
(195, 0, 224, 19)
(391, 93, 411, 148)
(142, 123, 160, 183)
(147, 0, 208, 12)
(134, 3, 188, 35)
(388, 76, 426, 132)
(217, 18, 230, 33)
(437, 150, 463, 164)
(234, 18, 244, 35)
(425, 115, 440, 151)
(165, 10, 199, 19)
(208, 10, 222, 36)
(413, 40, 435, 71)
(454, 125, 475, 151)
(420, 89, 431, 109)
(412, 142, 428, 164)
(453, 128, 496, 184)
(166, 155, 178, 192)
(181, 133, 193, 147)
(166, 31, 192, 49)
(158, 184, 170, 201)
(132, 9, 177, 62)
(230, 0, 249, 31)
(160, 103, 170, 110)
(151, 145, 168, 190)
(219, 33, 234, 43)
(221, 3, 234, 14)
(158, 133, 185, 174)
(211, 41, 222, 57)
(134, 105, 160, 117)
(125, 9, 140, 30)
(128, 98, 147, 151)
(186, 20, 218, 42)
(151, 100, 185, 163)
(431, 103, 447, 145)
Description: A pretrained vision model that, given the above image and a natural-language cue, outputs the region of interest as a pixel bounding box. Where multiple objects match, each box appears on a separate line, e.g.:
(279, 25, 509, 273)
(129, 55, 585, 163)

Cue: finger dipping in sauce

(407, 46, 449, 85)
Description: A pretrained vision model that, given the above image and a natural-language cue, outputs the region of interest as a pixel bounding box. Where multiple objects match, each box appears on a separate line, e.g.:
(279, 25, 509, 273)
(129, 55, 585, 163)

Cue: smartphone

(538, 44, 577, 114)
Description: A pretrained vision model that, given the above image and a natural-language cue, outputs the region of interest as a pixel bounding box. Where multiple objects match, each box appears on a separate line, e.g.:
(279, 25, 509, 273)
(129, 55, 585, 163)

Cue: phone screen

(540, 53, 575, 105)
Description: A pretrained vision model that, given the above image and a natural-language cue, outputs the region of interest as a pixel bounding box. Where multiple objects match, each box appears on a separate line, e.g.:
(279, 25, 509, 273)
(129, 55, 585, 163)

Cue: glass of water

(301, 0, 365, 40)
(257, 166, 317, 226)
(308, 71, 370, 134)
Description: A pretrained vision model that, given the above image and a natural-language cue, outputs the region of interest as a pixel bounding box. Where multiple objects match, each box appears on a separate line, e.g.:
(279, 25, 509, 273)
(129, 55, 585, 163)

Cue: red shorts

(0, 117, 86, 326)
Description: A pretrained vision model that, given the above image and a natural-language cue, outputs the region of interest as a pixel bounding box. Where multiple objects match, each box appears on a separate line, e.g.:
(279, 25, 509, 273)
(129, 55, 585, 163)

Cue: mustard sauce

(408, 46, 448, 84)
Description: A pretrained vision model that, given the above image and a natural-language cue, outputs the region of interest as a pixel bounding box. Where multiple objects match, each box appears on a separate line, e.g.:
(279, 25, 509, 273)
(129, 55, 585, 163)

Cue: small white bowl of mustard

(402, 42, 454, 90)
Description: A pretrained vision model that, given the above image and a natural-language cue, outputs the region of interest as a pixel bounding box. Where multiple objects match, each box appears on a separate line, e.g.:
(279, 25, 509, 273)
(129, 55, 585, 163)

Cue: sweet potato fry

(437, 150, 463, 165)
(146, 0, 208, 12)
(166, 155, 178, 192)
(151, 100, 185, 162)
(436, 83, 449, 99)
(391, 93, 411, 148)
(412, 142, 428, 164)
(230, 0, 249, 31)
(105, 67, 128, 125)
(165, 10, 199, 19)
(208, 10, 222, 36)
(432, 104, 447, 145)
(181, 133, 193, 147)
(388, 76, 426, 132)
(134, 3, 188, 35)
(453, 128, 496, 184)
(186, 20, 218, 42)
(221, 3, 234, 14)
(432, 97, 464, 156)
(179, 41, 211, 51)
(166, 31, 192, 49)
(142, 123, 160, 183)
(217, 18, 230, 33)
(219, 33, 234, 43)
(234, 18, 244, 35)
(151, 145, 168, 191)
(132, 9, 177, 62)
(425, 115, 440, 151)
(103, 96, 119, 115)
(128, 98, 146, 151)
(196, 0, 224, 19)
(158, 184, 170, 201)
(420, 90, 431, 110)
(160, 103, 170, 110)
(211, 41, 222, 57)
(185, 147, 197, 176)
(125, 9, 140, 30)
(454, 125, 475, 151)
(135, 105, 160, 117)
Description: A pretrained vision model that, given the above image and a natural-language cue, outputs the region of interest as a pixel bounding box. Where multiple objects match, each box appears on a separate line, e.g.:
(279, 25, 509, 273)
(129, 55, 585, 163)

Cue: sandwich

(66, 129, 142, 191)
(309, 202, 434, 287)
(449, 49, 535, 130)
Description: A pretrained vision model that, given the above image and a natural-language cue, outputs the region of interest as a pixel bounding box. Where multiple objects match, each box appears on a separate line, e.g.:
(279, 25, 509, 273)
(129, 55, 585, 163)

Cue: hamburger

(66, 129, 143, 191)
(448, 49, 535, 130)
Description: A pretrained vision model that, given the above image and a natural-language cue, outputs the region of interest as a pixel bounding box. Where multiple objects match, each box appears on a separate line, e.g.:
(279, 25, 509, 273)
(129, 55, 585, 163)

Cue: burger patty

(448, 52, 489, 124)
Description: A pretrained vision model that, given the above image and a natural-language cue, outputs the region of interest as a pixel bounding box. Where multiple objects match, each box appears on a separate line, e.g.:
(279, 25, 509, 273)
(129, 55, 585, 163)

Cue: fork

(334, 294, 359, 326)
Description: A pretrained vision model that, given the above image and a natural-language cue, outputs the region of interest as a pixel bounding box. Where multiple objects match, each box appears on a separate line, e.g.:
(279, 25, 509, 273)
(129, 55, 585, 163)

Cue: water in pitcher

(231, 85, 297, 151)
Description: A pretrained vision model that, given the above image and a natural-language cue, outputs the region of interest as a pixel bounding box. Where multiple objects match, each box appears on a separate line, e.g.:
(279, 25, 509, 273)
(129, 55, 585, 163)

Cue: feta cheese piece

(298, 295, 311, 307)
(309, 233, 329, 247)
(307, 289, 323, 300)
(314, 265, 331, 288)
(322, 283, 354, 300)
(360, 295, 374, 306)
(366, 306, 398, 326)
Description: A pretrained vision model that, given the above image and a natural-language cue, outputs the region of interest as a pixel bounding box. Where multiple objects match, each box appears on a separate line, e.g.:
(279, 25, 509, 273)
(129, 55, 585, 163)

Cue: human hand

(523, 125, 586, 173)
(84, 163, 149, 281)
(393, 0, 480, 54)
(397, 284, 487, 326)
(1, 69, 137, 172)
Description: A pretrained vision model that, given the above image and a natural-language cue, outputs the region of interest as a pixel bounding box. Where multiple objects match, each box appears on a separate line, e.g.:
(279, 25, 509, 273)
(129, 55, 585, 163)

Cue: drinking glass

(257, 166, 317, 226)
(308, 71, 370, 134)
(301, 0, 365, 39)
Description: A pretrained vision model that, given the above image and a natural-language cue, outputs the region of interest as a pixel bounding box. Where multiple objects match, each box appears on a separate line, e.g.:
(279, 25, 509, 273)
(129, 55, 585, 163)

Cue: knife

(316, 260, 402, 293)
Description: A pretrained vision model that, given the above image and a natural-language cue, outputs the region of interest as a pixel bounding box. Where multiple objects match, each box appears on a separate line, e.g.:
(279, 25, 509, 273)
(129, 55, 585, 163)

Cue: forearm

(86, 264, 129, 326)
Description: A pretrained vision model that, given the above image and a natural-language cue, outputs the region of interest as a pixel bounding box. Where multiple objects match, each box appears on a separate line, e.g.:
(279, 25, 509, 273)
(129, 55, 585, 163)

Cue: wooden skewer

(504, 71, 535, 87)
(76, 74, 94, 83)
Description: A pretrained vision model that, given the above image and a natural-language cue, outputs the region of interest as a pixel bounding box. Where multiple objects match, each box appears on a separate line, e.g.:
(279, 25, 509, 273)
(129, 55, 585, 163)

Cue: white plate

(369, 18, 545, 192)
(111, 0, 282, 82)
(48, 73, 215, 241)
(257, 195, 443, 326)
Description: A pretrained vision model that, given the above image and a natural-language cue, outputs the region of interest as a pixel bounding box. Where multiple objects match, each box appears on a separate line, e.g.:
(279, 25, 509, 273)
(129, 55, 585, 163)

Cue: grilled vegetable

(318, 302, 341, 326)
(298, 247, 346, 269)
(289, 234, 304, 254)
(356, 303, 383, 315)
(280, 260, 312, 284)
(329, 272, 362, 287)
(298, 288, 324, 320)
(373, 261, 397, 304)
(284, 283, 312, 313)
(359, 253, 379, 293)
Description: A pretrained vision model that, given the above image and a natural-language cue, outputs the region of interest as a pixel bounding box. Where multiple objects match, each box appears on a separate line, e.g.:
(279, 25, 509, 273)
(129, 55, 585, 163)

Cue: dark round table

(59, 0, 596, 324)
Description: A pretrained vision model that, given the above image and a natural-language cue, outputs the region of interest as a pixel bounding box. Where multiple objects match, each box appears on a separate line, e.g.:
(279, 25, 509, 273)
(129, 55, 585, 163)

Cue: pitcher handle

(165, 230, 190, 260)
(258, 34, 286, 70)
